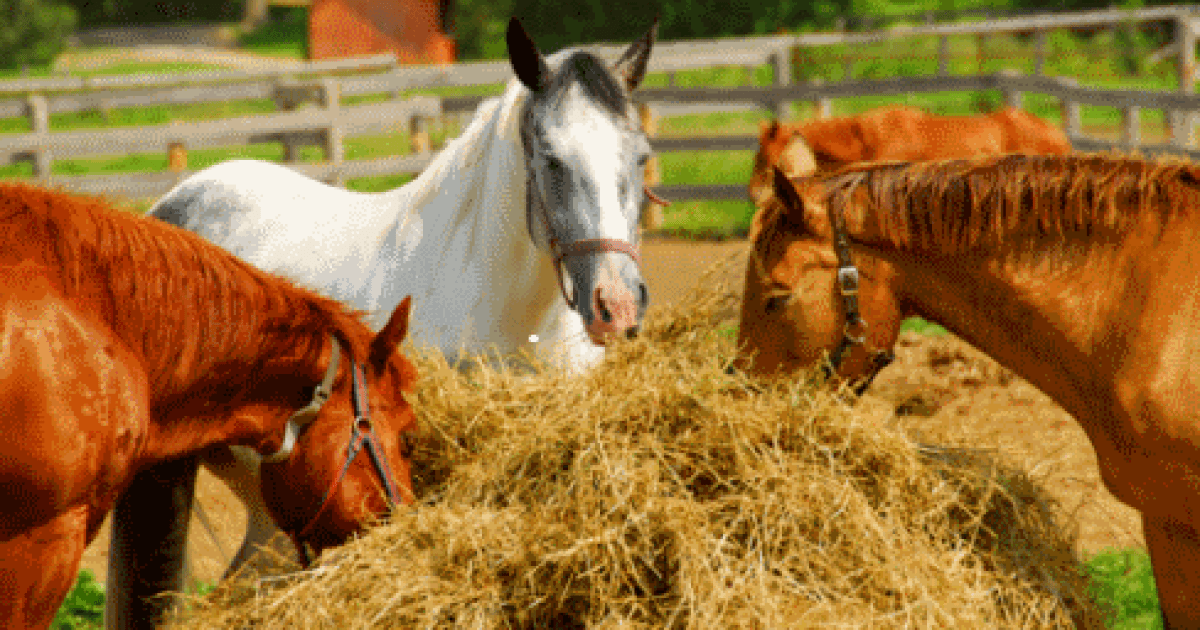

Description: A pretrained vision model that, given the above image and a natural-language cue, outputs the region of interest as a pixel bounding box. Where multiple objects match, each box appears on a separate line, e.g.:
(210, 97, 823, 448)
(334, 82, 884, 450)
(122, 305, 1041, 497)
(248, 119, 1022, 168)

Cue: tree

(0, 0, 77, 70)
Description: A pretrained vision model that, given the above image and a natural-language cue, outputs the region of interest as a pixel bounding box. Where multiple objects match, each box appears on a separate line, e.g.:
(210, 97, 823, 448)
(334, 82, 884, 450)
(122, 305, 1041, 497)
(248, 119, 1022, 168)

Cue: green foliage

(507, 0, 852, 55)
(0, 0, 76, 70)
(238, 6, 308, 58)
(63, 0, 243, 26)
(1084, 548, 1163, 629)
(52, 570, 104, 630)
(454, 0, 514, 60)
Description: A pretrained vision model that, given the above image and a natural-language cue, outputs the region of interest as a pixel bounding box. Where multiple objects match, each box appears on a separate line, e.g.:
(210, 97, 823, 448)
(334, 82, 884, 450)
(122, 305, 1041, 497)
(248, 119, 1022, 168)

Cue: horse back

(151, 160, 396, 302)
(0, 261, 148, 539)
(989, 107, 1073, 154)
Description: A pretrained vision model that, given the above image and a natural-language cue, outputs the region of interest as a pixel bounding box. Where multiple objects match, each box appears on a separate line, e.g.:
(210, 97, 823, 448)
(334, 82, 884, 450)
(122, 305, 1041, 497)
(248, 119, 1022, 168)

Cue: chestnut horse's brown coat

(747, 105, 1073, 208)
(0, 183, 419, 629)
(738, 154, 1200, 629)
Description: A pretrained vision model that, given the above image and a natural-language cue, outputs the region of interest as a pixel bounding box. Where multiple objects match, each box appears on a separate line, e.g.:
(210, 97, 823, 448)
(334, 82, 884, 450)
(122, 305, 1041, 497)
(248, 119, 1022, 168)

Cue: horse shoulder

(0, 266, 149, 536)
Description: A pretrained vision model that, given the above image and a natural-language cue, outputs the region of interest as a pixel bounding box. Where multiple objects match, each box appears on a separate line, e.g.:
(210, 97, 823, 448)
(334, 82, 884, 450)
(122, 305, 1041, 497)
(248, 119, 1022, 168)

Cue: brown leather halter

(820, 188, 895, 396)
(262, 336, 406, 565)
(528, 167, 666, 308)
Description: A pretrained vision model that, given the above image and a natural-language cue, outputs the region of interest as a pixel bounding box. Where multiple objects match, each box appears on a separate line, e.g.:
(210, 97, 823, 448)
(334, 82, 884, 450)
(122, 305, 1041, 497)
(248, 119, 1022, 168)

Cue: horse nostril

(599, 302, 613, 323)
(626, 326, 639, 339)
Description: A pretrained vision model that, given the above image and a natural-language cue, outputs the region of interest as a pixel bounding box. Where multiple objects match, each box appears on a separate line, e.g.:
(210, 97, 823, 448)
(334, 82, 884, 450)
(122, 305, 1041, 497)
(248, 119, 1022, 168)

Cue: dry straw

(171, 251, 1107, 629)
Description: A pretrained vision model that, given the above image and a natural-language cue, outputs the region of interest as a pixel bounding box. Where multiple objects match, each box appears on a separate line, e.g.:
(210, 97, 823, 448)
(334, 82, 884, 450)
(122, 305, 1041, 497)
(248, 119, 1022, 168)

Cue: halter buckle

(837, 266, 860, 297)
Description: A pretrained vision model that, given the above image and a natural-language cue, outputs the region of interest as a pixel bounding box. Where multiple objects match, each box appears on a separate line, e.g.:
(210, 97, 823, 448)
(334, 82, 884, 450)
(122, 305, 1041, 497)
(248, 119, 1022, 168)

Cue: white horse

(106, 18, 659, 629)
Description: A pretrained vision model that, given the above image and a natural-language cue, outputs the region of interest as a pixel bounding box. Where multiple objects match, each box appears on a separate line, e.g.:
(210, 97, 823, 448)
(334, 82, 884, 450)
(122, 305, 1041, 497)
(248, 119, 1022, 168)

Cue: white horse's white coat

(155, 73, 604, 373)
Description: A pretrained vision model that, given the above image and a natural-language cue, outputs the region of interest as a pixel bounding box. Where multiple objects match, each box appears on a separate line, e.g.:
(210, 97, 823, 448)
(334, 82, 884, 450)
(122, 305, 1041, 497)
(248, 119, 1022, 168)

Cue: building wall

(309, 0, 455, 64)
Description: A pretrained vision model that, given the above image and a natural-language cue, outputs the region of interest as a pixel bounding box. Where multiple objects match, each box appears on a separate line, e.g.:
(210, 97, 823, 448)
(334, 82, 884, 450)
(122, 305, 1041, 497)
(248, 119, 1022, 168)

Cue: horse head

(507, 17, 657, 346)
(259, 296, 419, 561)
(748, 119, 818, 208)
(736, 168, 900, 394)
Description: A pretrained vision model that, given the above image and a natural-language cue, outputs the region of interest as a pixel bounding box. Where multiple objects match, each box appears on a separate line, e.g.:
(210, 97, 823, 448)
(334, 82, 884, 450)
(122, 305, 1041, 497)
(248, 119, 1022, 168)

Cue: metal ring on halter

(289, 361, 407, 567)
(843, 319, 868, 346)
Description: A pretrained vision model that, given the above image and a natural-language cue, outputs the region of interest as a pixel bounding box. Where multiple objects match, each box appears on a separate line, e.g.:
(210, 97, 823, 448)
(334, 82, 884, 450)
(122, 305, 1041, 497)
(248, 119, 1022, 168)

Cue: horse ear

(760, 119, 781, 139)
(506, 17, 550, 93)
(772, 167, 807, 229)
(613, 17, 658, 92)
(370, 295, 412, 371)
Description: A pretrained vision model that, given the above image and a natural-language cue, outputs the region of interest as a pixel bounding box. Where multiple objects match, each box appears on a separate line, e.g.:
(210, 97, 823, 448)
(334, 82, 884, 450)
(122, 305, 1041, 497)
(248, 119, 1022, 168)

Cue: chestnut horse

(746, 105, 1073, 208)
(0, 182, 419, 630)
(738, 155, 1200, 629)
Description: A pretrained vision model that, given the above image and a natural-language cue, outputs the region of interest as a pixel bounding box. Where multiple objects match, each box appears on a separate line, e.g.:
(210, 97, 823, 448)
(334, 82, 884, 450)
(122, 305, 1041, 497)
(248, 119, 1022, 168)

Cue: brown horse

(747, 105, 1073, 208)
(0, 182, 419, 630)
(737, 154, 1200, 628)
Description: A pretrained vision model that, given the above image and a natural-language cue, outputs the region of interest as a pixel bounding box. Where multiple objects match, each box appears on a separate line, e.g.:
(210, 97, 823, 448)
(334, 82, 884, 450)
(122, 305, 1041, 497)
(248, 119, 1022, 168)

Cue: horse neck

(378, 84, 571, 360)
(881, 243, 1126, 419)
(63, 211, 357, 456)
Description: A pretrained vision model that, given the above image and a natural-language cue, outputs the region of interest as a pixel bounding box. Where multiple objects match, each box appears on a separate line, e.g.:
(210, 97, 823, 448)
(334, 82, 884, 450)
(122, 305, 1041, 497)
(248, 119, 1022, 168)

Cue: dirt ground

(77, 237, 1144, 587)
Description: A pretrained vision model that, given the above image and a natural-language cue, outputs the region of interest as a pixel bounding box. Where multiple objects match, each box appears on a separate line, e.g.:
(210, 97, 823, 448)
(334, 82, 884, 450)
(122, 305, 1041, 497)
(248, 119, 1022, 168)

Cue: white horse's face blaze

(508, 17, 657, 346)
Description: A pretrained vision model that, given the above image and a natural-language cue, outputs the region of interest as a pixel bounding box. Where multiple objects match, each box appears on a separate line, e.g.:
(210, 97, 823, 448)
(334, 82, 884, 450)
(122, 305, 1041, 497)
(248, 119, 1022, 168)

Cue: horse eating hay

(123, 16, 660, 628)
(738, 155, 1200, 629)
(746, 105, 1073, 209)
(0, 182, 418, 629)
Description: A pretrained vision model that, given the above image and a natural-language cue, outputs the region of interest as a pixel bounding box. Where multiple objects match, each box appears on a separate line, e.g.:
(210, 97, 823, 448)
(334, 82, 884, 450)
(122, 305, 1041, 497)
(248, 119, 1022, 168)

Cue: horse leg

(105, 454, 199, 630)
(0, 506, 89, 630)
(202, 445, 297, 577)
(1142, 512, 1200, 629)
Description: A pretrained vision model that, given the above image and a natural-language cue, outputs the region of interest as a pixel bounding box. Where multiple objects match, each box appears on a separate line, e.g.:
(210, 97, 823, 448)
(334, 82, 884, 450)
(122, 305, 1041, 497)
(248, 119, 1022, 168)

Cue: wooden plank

(655, 184, 747, 202)
(0, 96, 441, 163)
(42, 153, 439, 200)
(651, 135, 759, 152)
(0, 54, 397, 95)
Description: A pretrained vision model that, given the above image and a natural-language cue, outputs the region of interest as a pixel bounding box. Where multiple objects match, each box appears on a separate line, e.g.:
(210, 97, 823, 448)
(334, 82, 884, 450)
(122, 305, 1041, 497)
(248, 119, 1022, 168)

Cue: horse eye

(545, 156, 564, 172)
(636, 154, 649, 168)
(764, 294, 790, 314)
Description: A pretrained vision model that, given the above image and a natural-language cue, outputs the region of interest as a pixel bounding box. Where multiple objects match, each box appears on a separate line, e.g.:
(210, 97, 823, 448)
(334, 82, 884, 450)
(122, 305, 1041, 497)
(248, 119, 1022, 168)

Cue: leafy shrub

(0, 0, 77, 70)
(52, 569, 104, 630)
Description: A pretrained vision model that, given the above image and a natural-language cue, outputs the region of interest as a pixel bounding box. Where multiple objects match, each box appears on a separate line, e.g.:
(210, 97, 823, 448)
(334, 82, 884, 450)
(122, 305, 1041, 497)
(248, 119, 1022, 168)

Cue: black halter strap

(260, 336, 407, 566)
(820, 194, 895, 396)
(290, 360, 407, 566)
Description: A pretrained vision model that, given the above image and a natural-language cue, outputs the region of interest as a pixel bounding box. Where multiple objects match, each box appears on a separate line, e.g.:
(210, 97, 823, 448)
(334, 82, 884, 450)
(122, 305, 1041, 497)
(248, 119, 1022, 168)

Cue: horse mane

(544, 51, 629, 117)
(0, 182, 374, 399)
(807, 154, 1200, 255)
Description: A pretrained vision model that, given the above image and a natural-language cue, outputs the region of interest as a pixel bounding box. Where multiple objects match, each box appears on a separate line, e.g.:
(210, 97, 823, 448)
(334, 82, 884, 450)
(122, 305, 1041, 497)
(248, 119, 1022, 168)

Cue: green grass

(1085, 548, 1164, 630)
(51, 570, 104, 629)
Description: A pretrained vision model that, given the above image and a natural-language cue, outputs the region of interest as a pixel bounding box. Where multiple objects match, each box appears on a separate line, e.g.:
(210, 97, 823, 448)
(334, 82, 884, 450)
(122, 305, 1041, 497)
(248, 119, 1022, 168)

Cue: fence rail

(9, 69, 1200, 203)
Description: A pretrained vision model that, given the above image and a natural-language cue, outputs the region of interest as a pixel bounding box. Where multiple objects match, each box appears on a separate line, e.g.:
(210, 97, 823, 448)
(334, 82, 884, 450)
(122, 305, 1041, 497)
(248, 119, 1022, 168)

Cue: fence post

(409, 115, 431, 155)
(1171, 14, 1197, 147)
(272, 78, 306, 163)
(770, 49, 791, 120)
(637, 102, 663, 231)
(168, 141, 187, 174)
(999, 69, 1023, 110)
(938, 35, 951, 76)
(319, 77, 344, 186)
(25, 94, 50, 180)
(1057, 77, 1083, 140)
(1122, 105, 1141, 149)
(1033, 29, 1048, 76)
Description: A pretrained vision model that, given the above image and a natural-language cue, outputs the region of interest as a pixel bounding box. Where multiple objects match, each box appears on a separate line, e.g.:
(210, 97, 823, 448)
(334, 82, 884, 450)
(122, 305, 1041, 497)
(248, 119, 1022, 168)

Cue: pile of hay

(171, 253, 1107, 629)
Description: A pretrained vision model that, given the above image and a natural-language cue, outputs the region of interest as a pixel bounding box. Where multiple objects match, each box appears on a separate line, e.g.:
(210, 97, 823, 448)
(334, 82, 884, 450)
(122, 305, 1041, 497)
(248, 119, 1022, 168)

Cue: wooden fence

(5, 68, 1200, 202)
(6, 6, 1200, 201)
